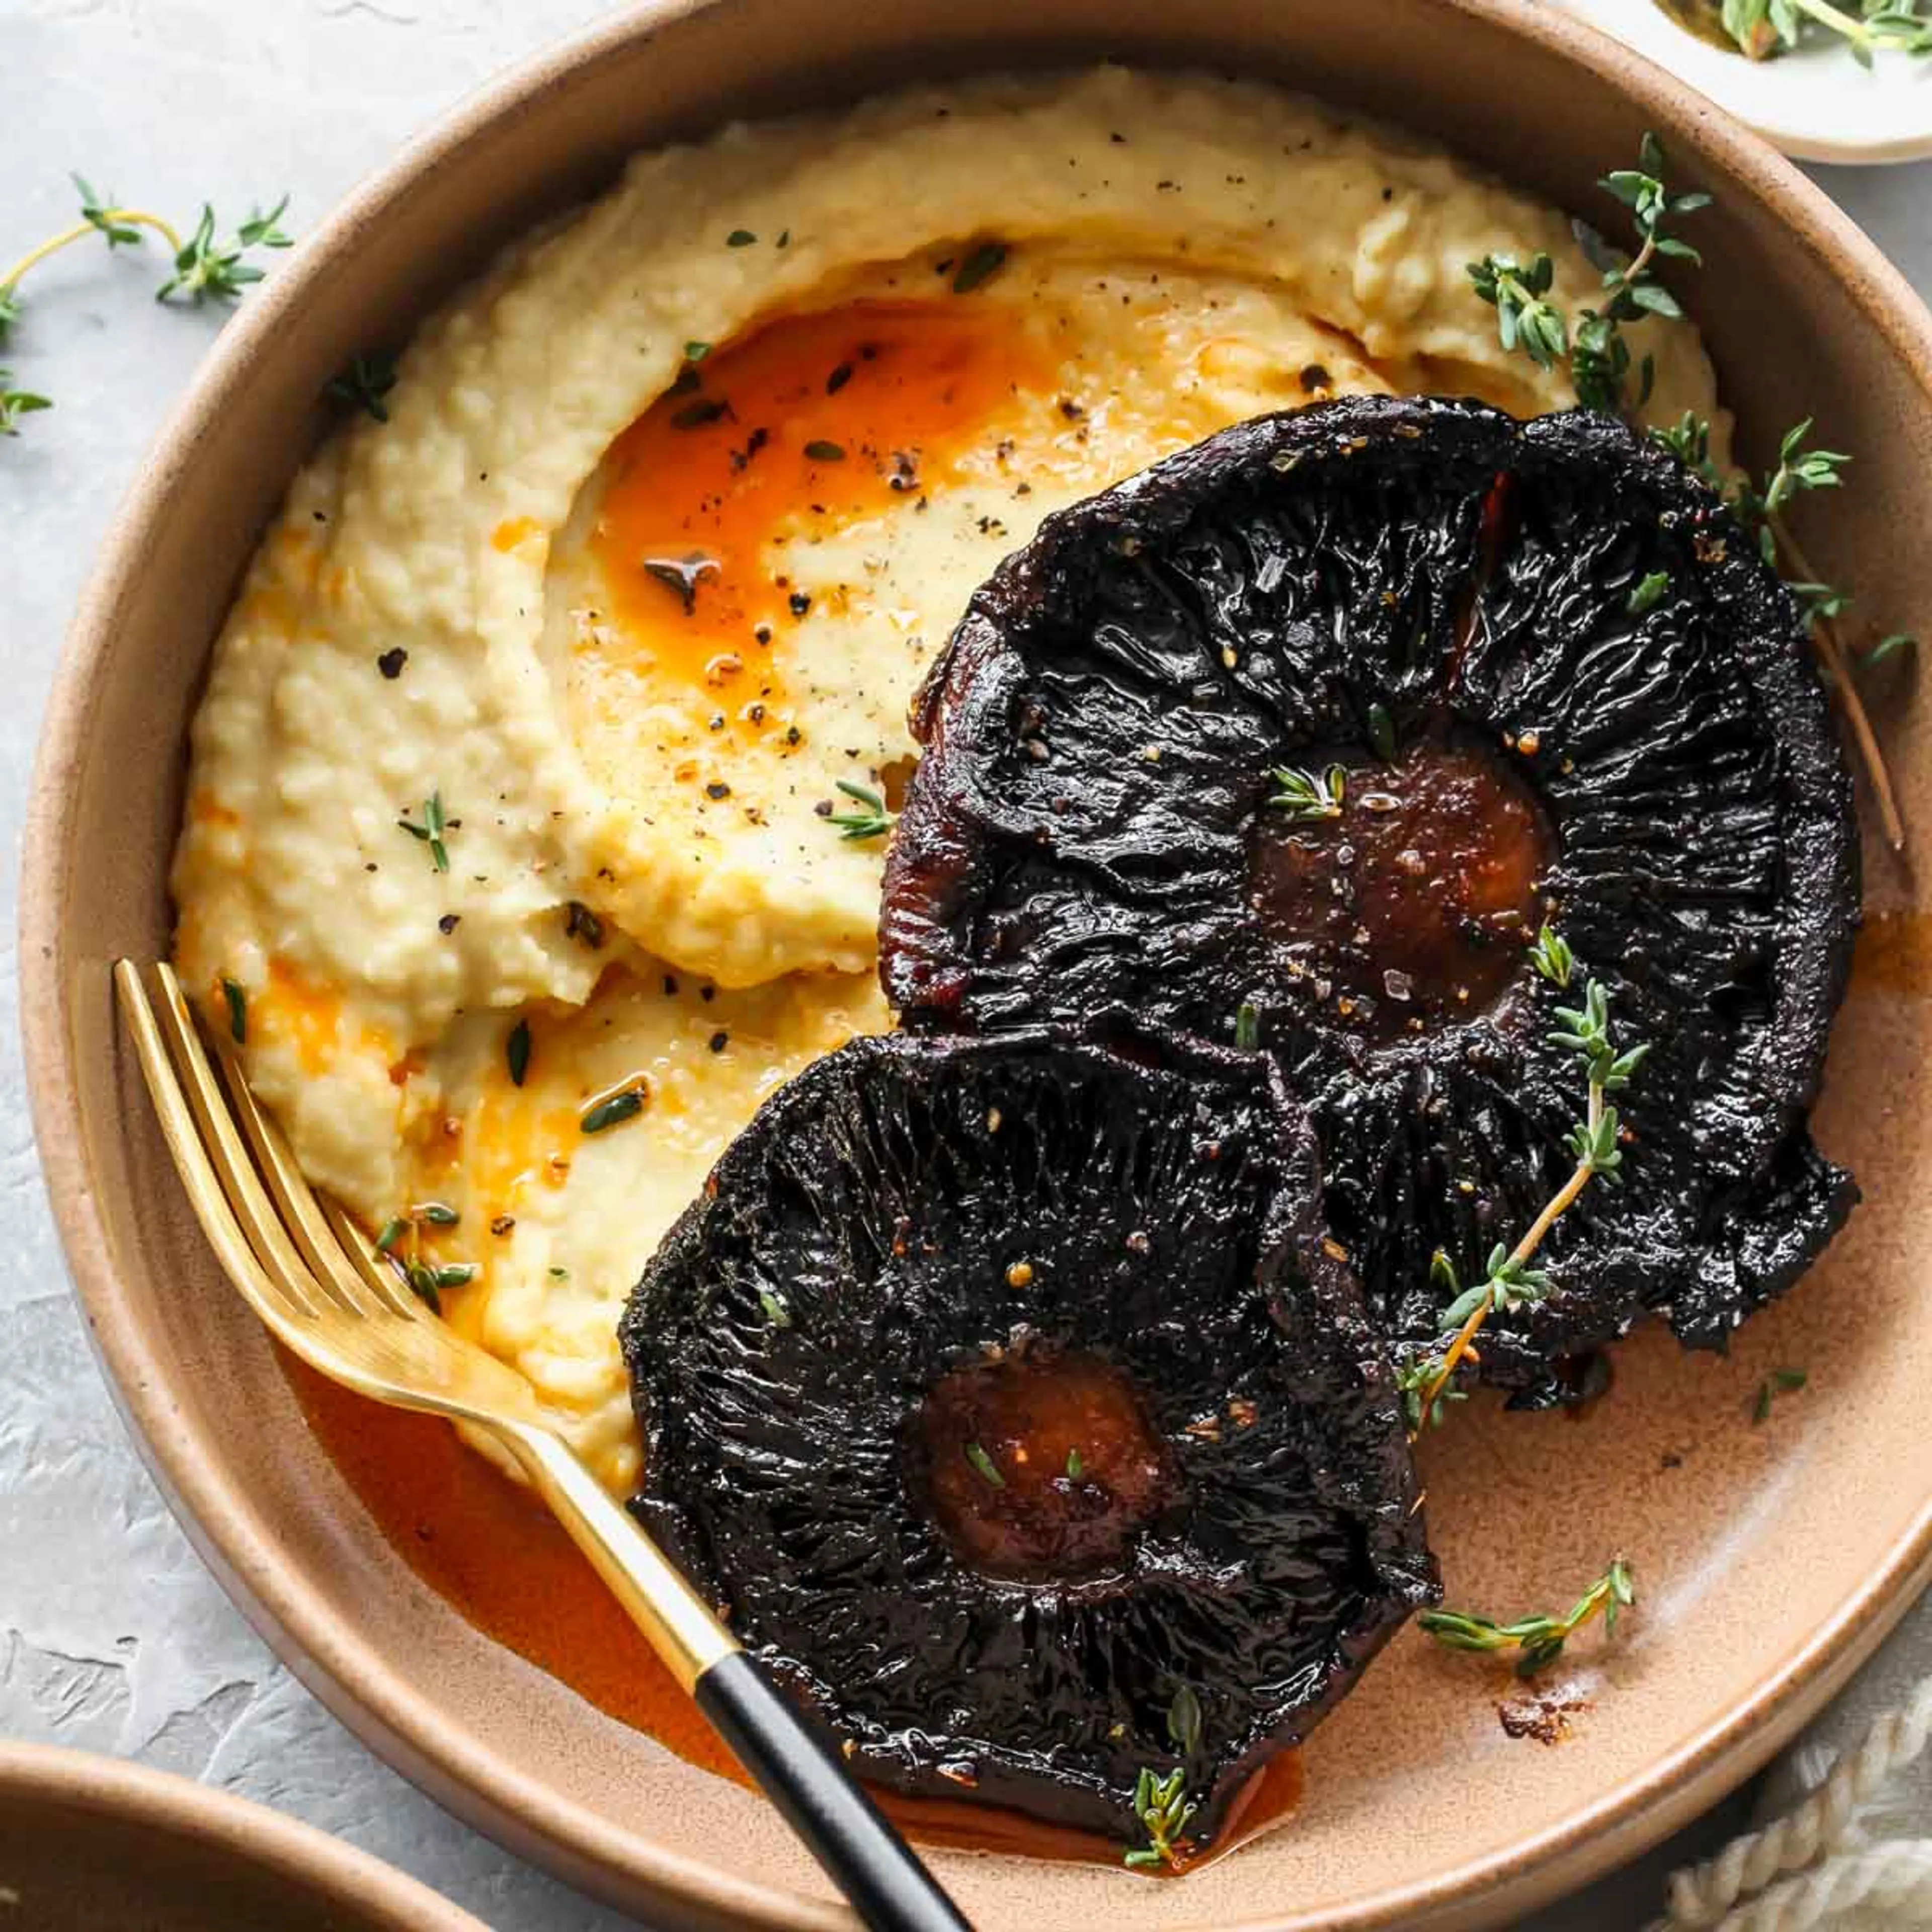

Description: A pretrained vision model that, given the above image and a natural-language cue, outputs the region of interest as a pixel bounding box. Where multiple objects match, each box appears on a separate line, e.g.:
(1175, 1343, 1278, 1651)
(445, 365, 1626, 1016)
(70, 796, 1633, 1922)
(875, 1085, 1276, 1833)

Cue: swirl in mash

(171, 65, 1726, 1490)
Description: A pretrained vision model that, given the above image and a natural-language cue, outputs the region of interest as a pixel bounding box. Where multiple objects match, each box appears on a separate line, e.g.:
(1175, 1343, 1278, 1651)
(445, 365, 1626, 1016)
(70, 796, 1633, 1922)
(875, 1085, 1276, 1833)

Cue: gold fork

(114, 959, 972, 1932)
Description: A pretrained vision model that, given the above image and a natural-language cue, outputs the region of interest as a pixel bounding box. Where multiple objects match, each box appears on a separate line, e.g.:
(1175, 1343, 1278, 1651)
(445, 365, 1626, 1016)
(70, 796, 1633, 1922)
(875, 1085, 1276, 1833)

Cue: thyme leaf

(0, 375, 51, 436)
(951, 241, 1009, 294)
(1166, 1684, 1203, 1756)
(581, 1087, 645, 1135)
(1628, 569, 1672, 615)
(1752, 1364, 1808, 1423)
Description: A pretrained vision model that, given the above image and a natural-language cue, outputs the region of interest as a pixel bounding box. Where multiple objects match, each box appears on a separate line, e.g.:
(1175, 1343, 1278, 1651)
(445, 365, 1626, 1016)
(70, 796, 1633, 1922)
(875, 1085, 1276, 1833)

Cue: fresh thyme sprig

(1717, 0, 1932, 64)
(1657, 410, 1906, 847)
(1749, 418, 1852, 526)
(1267, 763, 1346, 822)
(1, 175, 189, 340)
(0, 177, 291, 431)
(1397, 930, 1648, 1432)
(1123, 1765, 1195, 1871)
(828, 778, 895, 841)
(1420, 1557, 1635, 1678)
(1472, 135, 1708, 417)
(1595, 137, 1712, 310)
(1470, 134, 1910, 850)
(1656, 412, 1850, 568)
(1777, 516, 1906, 848)
(155, 198, 293, 304)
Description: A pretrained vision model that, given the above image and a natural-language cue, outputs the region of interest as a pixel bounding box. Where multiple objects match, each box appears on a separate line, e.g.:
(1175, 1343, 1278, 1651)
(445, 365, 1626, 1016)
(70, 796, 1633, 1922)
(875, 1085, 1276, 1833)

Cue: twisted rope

(1653, 1675, 1932, 1931)
(1694, 1842, 1932, 1931)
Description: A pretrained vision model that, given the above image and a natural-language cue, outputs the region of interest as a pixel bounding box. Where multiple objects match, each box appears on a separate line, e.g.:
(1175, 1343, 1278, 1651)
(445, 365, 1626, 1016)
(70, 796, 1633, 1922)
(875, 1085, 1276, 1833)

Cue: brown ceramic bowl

(0, 1742, 487, 1930)
(23, 1, 1932, 1927)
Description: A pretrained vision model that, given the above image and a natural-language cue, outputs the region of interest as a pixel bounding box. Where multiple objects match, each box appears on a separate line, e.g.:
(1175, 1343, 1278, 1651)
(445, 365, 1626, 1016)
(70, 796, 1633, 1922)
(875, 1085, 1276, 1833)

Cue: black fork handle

(695, 1651, 975, 1932)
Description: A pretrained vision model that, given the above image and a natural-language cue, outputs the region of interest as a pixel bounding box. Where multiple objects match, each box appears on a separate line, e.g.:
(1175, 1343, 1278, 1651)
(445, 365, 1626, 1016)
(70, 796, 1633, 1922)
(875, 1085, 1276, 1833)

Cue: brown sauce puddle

(1849, 909, 1932, 1000)
(286, 1354, 1304, 1869)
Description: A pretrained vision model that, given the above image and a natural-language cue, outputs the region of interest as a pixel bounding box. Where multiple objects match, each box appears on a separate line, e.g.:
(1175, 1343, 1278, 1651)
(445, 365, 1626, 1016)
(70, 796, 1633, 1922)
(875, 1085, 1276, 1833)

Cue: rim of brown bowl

(0, 1741, 488, 1930)
(21, 1, 1932, 1927)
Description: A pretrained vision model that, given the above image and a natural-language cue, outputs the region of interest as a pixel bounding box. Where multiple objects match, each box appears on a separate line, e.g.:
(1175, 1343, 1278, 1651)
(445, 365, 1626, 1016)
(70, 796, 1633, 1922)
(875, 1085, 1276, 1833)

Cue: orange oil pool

(581, 298, 1061, 730)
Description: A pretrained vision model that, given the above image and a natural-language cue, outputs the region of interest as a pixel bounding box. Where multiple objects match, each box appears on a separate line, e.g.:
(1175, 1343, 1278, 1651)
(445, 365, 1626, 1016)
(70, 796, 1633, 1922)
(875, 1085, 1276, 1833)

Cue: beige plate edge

(20, 0, 1932, 1926)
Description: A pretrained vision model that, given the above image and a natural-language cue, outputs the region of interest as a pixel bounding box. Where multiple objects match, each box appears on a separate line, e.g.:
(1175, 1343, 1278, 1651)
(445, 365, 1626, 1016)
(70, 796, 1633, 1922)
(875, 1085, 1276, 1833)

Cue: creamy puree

(172, 66, 1726, 1490)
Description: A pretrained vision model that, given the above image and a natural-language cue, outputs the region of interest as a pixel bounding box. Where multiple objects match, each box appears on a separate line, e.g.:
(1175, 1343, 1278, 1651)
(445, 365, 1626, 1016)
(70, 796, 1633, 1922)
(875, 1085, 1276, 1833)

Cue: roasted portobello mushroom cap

(621, 1030, 1434, 1847)
(880, 397, 1859, 1396)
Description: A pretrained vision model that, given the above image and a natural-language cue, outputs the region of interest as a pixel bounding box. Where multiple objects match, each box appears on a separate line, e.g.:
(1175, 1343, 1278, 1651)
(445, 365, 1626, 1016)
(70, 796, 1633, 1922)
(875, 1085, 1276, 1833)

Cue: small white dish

(1554, 0, 1932, 163)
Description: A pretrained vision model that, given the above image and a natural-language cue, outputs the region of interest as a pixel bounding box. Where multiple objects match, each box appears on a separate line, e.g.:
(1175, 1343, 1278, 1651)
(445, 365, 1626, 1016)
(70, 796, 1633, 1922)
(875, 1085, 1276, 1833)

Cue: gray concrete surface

(1, 5, 1925, 1925)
